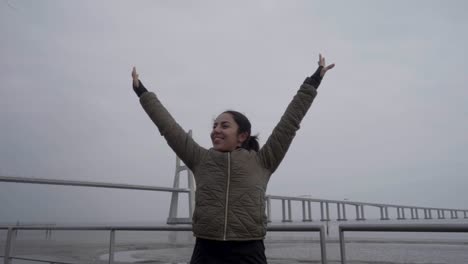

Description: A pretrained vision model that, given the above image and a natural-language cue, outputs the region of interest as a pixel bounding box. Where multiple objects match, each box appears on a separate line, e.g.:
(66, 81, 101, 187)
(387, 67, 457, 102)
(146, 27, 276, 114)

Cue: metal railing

(338, 223, 468, 264)
(0, 224, 327, 264)
(0, 176, 190, 193)
(3, 175, 468, 224)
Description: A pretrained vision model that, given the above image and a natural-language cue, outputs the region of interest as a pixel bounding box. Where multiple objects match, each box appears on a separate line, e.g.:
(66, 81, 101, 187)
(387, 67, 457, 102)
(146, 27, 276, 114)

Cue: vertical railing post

(360, 205, 365, 220)
(355, 205, 360, 220)
(287, 200, 292, 222)
(307, 201, 312, 221)
(385, 207, 389, 220)
(326, 203, 330, 221)
(320, 202, 325, 221)
(339, 226, 346, 264)
(4, 228, 16, 264)
(380, 206, 384, 220)
(108, 229, 115, 264)
(319, 226, 327, 264)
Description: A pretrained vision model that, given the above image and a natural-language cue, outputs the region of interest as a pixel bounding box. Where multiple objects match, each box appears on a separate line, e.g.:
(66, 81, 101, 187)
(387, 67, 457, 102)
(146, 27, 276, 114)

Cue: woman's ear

(237, 132, 249, 145)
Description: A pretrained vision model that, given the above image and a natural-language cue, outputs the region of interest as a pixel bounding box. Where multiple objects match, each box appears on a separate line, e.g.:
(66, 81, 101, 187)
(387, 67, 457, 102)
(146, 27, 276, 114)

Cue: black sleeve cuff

(304, 66, 323, 89)
(133, 80, 148, 97)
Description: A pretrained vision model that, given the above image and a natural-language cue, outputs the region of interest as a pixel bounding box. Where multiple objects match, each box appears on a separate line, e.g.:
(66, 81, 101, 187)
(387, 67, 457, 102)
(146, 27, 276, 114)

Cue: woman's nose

(213, 125, 221, 133)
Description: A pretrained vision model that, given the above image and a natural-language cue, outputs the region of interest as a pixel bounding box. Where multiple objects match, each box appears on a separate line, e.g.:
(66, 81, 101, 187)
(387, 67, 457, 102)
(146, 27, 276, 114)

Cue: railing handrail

(1, 224, 327, 264)
(338, 223, 468, 264)
(3, 175, 465, 212)
(339, 223, 468, 232)
(0, 223, 324, 231)
(0, 175, 189, 193)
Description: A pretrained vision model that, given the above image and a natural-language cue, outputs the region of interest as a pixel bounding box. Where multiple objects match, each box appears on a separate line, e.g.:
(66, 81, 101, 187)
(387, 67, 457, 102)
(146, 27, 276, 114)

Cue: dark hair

(223, 110, 260, 152)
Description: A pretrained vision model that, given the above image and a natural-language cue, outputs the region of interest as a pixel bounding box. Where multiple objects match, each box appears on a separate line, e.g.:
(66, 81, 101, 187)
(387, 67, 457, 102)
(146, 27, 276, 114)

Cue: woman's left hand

(318, 54, 335, 77)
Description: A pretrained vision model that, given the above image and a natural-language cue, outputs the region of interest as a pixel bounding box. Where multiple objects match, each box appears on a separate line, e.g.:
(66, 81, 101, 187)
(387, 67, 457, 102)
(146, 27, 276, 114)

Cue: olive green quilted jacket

(139, 81, 318, 241)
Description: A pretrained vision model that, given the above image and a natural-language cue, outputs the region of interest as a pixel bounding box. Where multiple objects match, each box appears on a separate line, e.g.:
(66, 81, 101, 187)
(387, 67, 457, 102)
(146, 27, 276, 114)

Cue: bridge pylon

(167, 130, 196, 225)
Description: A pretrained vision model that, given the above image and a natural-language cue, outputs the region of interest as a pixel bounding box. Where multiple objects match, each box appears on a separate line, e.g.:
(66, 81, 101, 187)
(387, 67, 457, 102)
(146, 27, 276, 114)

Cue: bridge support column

(380, 206, 389, 220)
(167, 136, 196, 225)
(355, 205, 365, 221)
(281, 199, 293, 222)
(397, 208, 406, 220)
(464, 211, 468, 219)
(337, 203, 341, 220)
(302, 201, 312, 222)
(450, 210, 455, 219)
(337, 203, 347, 221)
(341, 203, 347, 221)
(320, 202, 330, 221)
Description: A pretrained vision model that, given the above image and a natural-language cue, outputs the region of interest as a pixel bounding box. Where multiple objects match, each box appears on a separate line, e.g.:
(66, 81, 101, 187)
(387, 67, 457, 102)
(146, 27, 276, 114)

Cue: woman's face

(211, 113, 247, 152)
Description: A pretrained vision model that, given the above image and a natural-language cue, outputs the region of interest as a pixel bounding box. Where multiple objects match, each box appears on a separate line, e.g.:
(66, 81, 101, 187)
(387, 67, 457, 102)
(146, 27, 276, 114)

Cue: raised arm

(132, 67, 207, 170)
(258, 54, 335, 173)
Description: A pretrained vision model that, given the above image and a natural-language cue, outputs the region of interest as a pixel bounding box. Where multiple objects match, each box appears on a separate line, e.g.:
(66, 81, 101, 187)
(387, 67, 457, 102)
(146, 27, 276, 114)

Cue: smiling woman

(211, 110, 259, 152)
(130, 54, 334, 264)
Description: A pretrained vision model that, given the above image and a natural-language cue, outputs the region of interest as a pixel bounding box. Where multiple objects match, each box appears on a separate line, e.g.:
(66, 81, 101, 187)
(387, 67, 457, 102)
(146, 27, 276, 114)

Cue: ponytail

(242, 134, 260, 152)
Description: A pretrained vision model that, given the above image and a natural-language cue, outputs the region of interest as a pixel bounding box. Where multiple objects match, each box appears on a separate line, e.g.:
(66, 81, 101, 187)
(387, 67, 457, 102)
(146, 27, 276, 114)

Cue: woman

(132, 54, 334, 264)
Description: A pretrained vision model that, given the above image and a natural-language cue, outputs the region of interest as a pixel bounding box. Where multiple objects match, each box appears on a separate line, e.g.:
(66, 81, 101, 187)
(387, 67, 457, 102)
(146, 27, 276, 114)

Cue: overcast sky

(1, 0, 467, 224)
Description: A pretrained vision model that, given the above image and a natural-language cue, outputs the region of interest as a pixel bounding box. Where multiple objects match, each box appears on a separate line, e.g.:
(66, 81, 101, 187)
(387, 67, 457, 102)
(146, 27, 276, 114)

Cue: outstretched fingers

(325, 64, 335, 71)
(132, 66, 140, 88)
(318, 54, 335, 77)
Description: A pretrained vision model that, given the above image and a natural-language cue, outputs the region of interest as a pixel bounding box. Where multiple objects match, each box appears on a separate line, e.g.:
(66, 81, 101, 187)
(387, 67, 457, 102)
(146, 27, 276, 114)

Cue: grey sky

(1, 0, 467, 223)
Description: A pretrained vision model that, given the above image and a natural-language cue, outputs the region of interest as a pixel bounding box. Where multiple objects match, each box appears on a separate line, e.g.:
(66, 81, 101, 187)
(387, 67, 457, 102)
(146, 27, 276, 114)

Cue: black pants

(190, 237, 268, 264)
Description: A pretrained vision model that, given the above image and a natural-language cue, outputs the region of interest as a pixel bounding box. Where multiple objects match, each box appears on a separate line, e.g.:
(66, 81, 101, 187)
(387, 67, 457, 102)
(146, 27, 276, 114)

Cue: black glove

(303, 66, 323, 89)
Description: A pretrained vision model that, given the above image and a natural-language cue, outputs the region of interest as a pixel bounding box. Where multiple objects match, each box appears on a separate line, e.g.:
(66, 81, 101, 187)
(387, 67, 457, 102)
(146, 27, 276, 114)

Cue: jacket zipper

(223, 152, 231, 240)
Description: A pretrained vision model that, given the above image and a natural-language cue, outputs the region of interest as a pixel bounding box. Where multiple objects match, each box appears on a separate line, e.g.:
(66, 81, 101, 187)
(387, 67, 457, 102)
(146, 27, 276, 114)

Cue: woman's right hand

(132, 66, 139, 88)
